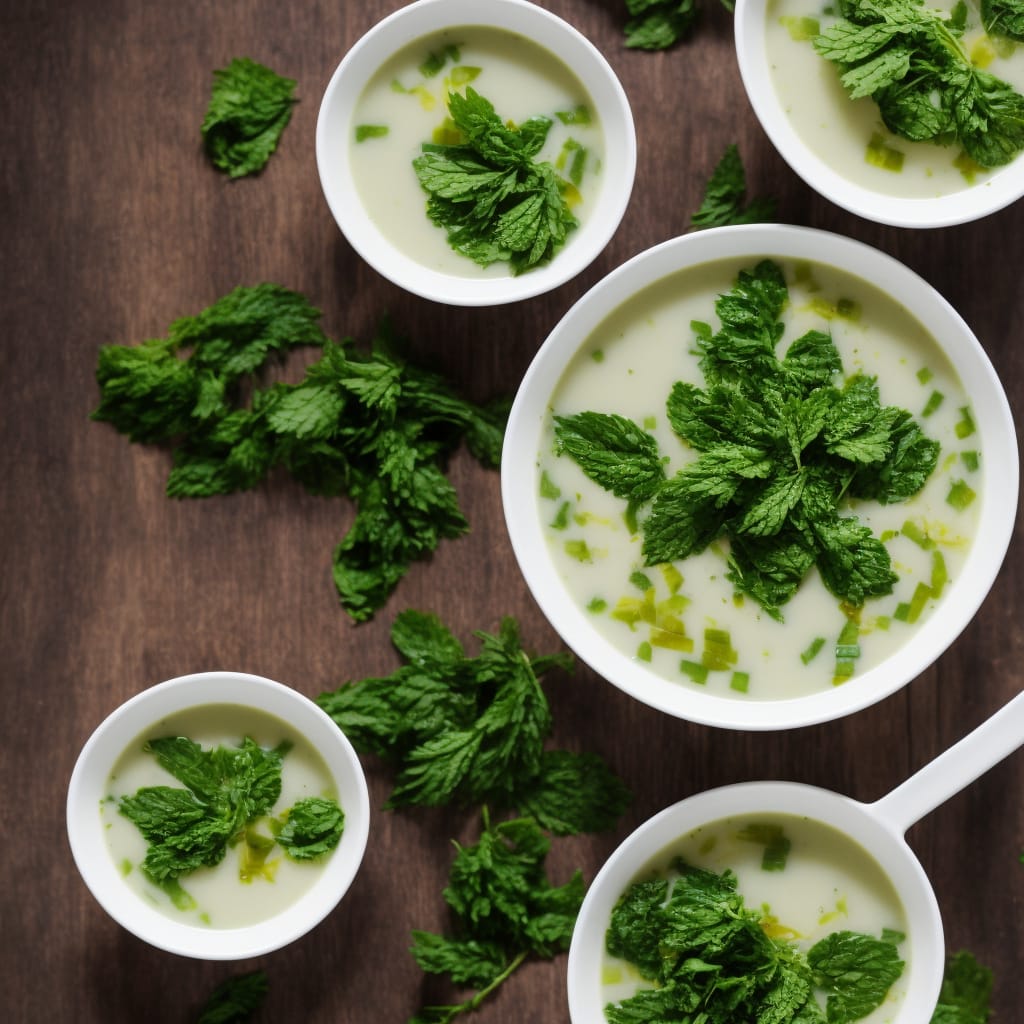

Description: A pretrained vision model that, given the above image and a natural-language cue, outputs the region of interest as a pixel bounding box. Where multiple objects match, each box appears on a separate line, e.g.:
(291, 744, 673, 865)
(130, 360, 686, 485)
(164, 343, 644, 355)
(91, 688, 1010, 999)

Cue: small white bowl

(734, 0, 1024, 227)
(67, 671, 370, 960)
(316, 0, 636, 306)
(501, 224, 1018, 730)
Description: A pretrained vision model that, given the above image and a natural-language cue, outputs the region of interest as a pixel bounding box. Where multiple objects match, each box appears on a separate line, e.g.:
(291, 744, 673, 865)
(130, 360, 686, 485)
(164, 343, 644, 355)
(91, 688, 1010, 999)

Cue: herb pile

(92, 283, 506, 622)
(813, 0, 1024, 168)
(413, 88, 579, 273)
(118, 735, 344, 890)
(982, 0, 1024, 40)
(197, 970, 269, 1024)
(201, 57, 298, 178)
(553, 259, 940, 620)
(605, 859, 905, 1023)
(318, 610, 631, 1022)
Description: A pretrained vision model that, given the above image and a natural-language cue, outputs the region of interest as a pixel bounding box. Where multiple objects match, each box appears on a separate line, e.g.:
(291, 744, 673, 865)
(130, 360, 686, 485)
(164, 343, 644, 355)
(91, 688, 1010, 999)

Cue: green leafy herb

(554, 260, 939, 620)
(982, 0, 1024, 41)
(813, 0, 1024, 168)
(197, 970, 268, 1024)
(412, 88, 578, 273)
(623, 0, 735, 50)
(275, 796, 345, 861)
(605, 860, 905, 1023)
(92, 286, 506, 621)
(201, 57, 297, 178)
(117, 735, 345, 887)
(691, 144, 777, 229)
(317, 610, 630, 833)
(931, 950, 993, 1023)
(409, 811, 584, 1024)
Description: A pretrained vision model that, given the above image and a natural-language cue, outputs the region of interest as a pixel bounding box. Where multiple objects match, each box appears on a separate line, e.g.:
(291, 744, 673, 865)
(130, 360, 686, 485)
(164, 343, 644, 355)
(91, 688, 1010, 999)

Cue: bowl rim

(500, 223, 1019, 730)
(315, 0, 637, 306)
(566, 781, 945, 1023)
(733, 0, 1024, 228)
(66, 670, 371, 960)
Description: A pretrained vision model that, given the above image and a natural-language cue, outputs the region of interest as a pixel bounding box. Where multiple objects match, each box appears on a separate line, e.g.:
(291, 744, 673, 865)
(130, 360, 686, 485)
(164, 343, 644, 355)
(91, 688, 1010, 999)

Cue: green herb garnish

(553, 260, 940, 620)
(197, 970, 268, 1024)
(92, 285, 506, 622)
(931, 950, 994, 1022)
(691, 144, 777, 229)
(201, 57, 297, 178)
(275, 796, 345, 861)
(409, 811, 583, 1024)
(605, 860, 904, 1023)
(412, 87, 578, 273)
(623, 0, 735, 50)
(982, 0, 1024, 41)
(317, 610, 630, 833)
(813, 0, 1024, 168)
(118, 736, 343, 884)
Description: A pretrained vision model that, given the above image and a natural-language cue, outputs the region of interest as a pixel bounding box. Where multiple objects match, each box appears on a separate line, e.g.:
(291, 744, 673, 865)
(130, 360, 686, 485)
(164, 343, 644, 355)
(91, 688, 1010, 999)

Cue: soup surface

(102, 703, 339, 927)
(765, 0, 1024, 196)
(602, 812, 910, 1024)
(349, 25, 604, 276)
(539, 257, 981, 700)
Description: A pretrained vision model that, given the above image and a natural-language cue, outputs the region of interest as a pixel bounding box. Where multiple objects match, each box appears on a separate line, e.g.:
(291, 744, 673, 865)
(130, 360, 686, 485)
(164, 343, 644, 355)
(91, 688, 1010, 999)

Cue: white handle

(871, 689, 1024, 835)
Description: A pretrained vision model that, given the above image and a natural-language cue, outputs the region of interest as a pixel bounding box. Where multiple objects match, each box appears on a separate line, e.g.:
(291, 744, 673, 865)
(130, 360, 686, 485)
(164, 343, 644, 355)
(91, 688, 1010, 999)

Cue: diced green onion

(921, 390, 944, 417)
(730, 671, 750, 694)
(930, 549, 948, 597)
(901, 519, 935, 550)
(737, 822, 791, 871)
(555, 104, 591, 125)
(800, 636, 826, 665)
(355, 124, 388, 142)
(779, 14, 820, 39)
(680, 660, 709, 684)
(419, 44, 461, 77)
(447, 65, 481, 87)
(586, 596, 606, 613)
(539, 470, 561, 500)
(702, 627, 738, 670)
(630, 570, 652, 592)
(564, 539, 591, 563)
(650, 627, 694, 652)
(916, 366, 934, 385)
(960, 450, 979, 471)
(550, 501, 570, 530)
(946, 479, 976, 510)
(660, 563, 684, 594)
(636, 641, 652, 662)
(954, 406, 976, 439)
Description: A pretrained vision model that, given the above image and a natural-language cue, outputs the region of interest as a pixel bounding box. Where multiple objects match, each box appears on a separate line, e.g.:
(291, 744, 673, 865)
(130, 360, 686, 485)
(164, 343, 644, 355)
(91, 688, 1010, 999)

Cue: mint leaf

(276, 796, 345, 861)
(931, 950, 993, 1023)
(808, 930, 905, 1022)
(197, 970, 268, 1024)
(201, 57, 297, 178)
(690, 143, 777, 229)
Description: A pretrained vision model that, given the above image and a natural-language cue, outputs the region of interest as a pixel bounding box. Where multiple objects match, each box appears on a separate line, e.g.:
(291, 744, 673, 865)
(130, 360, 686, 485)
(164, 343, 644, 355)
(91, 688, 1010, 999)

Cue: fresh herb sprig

(690, 143, 777, 229)
(553, 260, 940, 620)
(410, 810, 584, 1024)
(623, 0, 735, 50)
(92, 284, 507, 622)
(932, 951, 994, 1023)
(982, 0, 1024, 40)
(605, 860, 905, 1024)
(197, 970, 269, 1024)
(117, 735, 344, 884)
(813, 0, 1024, 168)
(202, 57, 298, 178)
(413, 88, 578, 273)
(317, 610, 630, 831)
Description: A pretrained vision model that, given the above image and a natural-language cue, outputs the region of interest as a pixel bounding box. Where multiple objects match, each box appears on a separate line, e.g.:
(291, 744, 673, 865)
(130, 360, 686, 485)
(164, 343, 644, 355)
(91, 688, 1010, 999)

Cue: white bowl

(501, 224, 1018, 730)
(316, 0, 636, 306)
(567, 783, 945, 1024)
(734, 0, 1024, 227)
(67, 671, 370, 959)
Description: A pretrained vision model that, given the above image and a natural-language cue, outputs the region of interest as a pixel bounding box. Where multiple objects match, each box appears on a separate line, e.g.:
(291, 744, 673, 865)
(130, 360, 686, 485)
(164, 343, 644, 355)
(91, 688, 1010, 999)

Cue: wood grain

(2, 0, 1021, 1020)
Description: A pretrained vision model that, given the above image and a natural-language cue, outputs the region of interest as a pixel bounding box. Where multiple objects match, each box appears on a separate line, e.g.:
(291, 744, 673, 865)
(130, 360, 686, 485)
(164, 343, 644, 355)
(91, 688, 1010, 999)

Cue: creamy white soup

(540, 257, 981, 700)
(765, 0, 1024, 197)
(349, 25, 604, 276)
(102, 704, 339, 928)
(602, 813, 909, 1024)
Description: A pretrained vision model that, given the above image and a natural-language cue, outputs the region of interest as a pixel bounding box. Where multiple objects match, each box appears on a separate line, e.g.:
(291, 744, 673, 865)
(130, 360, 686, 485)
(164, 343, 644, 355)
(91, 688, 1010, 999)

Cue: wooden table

(3, 1, 1021, 1020)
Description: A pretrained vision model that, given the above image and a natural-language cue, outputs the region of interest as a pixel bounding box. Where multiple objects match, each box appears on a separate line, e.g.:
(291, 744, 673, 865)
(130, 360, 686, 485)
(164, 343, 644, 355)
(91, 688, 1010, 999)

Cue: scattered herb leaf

(691, 143, 777, 229)
(197, 970, 269, 1024)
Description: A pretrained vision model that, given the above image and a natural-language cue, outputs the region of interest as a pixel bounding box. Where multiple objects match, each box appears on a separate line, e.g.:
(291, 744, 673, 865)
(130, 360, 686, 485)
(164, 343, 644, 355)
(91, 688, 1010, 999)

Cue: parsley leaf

(413, 88, 578, 273)
(317, 611, 630, 833)
(554, 260, 939, 620)
(409, 812, 584, 1024)
(197, 970, 268, 1024)
(813, 0, 1024, 167)
(691, 144, 777, 229)
(275, 796, 345, 861)
(931, 951, 994, 1023)
(201, 57, 297, 178)
(92, 289, 506, 621)
(982, 0, 1024, 40)
(605, 861, 905, 1024)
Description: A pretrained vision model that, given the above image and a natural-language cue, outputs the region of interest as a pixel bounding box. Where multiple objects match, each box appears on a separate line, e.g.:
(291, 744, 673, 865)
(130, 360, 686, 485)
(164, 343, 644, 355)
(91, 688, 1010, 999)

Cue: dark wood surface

(3, 0, 1022, 1020)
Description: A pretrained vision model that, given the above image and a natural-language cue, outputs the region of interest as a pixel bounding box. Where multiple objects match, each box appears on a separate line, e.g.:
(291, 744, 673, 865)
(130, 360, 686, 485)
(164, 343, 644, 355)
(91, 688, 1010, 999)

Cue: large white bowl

(316, 0, 636, 306)
(67, 671, 371, 959)
(734, 0, 1024, 227)
(501, 224, 1018, 730)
